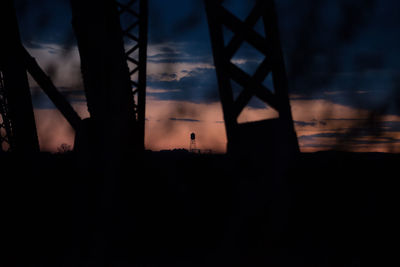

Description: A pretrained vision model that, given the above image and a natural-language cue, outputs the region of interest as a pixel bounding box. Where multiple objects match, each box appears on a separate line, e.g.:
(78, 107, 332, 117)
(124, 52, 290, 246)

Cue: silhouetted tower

(0, 1, 82, 154)
(204, 0, 299, 156)
(70, 0, 148, 153)
(117, 0, 148, 151)
(0, 0, 39, 153)
(190, 132, 197, 152)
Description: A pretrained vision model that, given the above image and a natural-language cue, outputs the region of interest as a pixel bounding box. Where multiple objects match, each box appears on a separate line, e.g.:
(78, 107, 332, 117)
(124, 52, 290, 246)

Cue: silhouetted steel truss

(0, 71, 13, 152)
(0, 0, 81, 153)
(204, 0, 299, 152)
(0, 0, 40, 153)
(2, 0, 298, 156)
(117, 0, 148, 149)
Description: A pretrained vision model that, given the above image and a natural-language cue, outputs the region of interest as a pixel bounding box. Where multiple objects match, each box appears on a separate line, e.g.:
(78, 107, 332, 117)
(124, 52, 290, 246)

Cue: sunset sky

(14, 0, 400, 153)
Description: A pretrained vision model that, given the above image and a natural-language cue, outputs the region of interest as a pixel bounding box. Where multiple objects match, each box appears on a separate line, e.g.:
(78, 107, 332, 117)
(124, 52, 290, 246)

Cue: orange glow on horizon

(34, 99, 400, 154)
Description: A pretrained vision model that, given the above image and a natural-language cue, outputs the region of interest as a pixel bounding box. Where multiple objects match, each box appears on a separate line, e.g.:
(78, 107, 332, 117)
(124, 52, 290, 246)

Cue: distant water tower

(190, 132, 197, 152)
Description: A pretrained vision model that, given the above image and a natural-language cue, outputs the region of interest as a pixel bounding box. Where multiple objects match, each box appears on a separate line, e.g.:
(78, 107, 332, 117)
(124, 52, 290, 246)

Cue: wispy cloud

(147, 88, 181, 94)
(169, 118, 201, 122)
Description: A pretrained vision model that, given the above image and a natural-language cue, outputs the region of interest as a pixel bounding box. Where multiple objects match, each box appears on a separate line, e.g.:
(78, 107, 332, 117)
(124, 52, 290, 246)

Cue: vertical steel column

(117, 0, 148, 151)
(0, 71, 14, 152)
(204, 0, 299, 154)
(0, 0, 39, 154)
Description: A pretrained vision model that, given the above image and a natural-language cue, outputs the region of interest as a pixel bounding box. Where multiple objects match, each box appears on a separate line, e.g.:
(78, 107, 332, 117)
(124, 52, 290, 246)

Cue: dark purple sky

(13, 0, 400, 152)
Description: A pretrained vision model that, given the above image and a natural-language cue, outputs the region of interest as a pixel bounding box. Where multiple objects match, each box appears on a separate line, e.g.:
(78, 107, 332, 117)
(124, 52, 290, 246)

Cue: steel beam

(117, 0, 148, 151)
(0, 0, 39, 153)
(204, 0, 299, 154)
(0, 71, 14, 152)
(70, 0, 147, 154)
(22, 48, 82, 131)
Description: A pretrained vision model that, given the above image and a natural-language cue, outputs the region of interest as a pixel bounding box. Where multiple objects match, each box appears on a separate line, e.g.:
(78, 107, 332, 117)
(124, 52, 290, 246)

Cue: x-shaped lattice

(117, 0, 147, 120)
(205, 0, 293, 126)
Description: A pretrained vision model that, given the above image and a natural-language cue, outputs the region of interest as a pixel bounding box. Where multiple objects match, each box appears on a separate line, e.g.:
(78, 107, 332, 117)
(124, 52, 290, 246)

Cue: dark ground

(1, 150, 398, 266)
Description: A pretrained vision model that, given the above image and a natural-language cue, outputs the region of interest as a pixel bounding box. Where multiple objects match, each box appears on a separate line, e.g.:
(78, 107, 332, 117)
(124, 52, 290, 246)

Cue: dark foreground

(1, 150, 398, 266)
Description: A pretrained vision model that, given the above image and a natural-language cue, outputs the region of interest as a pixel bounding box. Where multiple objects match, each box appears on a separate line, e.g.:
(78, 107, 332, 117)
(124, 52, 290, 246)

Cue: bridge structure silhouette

(0, 0, 298, 159)
(1, 2, 393, 267)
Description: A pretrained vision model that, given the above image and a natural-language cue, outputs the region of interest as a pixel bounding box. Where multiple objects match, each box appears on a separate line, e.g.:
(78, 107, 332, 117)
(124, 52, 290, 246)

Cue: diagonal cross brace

(205, 0, 299, 153)
(224, 1, 267, 60)
(205, 0, 294, 122)
(22, 47, 82, 131)
(117, 0, 148, 150)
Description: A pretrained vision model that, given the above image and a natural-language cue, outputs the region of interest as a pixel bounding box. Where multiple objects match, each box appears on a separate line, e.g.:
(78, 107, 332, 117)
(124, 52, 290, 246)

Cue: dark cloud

(381, 121, 400, 133)
(147, 65, 271, 110)
(273, 0, 400, 120)
(17, 0, 400, 120)
(31, 87, 86, 109)
(159, 73, 178, 80)
(148, 67, 219, 103)
(16, 0, 74, 46)
(24, 40, 45, 49)
(160, 46, 176, 53)
(145, 0, 400, 117)
(147, 57, 211, 64)
(31, 90, 57, 109)
(169, 118, 201, 123)
(301, 133, 351, 139)
(301, 144, 339, 148)
(299, 122, 400, 147)
(324, 119, 400, 134)
(147, 52, 184, 60)
(148, 0, 209, 44)
(354, 53, 384, 72)
(290, 86, 400, 116)
(147, 42, 213, 64)
(325, 118, 368, 121)
(294, 121, 317, 127)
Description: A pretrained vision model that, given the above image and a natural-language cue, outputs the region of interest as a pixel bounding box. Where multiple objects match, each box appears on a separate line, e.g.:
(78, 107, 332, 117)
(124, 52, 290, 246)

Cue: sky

(13, 0, 400, 153)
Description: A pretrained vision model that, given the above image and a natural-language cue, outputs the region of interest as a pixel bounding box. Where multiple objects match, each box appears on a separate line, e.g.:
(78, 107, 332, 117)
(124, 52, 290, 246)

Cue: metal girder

(0, 0, 82, 153)
(117, 0, 148, 151)
(22, 48, 82, 131)
(70, 0, 147, 159)
(0, 71, 13, 152)
(204, 0, 299, 153)
(0, 0, 39, 153)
